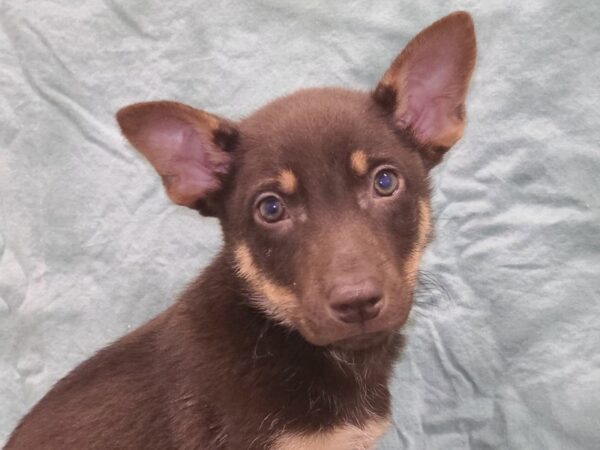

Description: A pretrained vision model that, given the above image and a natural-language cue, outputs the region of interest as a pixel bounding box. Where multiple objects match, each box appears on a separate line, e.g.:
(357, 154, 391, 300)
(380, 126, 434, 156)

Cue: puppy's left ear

(116, 101, 238, 215)
(373, 11, 476, 168)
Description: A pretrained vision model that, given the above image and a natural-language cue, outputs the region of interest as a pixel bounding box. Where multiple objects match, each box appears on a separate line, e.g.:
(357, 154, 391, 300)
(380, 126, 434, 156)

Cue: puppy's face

(117, 12, 476, 348)
(225, 89, 430, 346)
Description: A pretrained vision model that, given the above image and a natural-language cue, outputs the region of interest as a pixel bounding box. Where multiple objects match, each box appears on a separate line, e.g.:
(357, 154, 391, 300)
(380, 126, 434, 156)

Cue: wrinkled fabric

(1, 1, 599, 448)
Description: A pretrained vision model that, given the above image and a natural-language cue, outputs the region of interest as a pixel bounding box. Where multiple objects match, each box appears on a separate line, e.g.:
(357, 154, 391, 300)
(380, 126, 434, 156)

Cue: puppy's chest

(270, 418, 390, 450)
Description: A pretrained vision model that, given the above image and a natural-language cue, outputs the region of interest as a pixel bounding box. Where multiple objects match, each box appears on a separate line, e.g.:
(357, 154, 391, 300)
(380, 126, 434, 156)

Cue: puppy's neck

(179, 253, 402, 432)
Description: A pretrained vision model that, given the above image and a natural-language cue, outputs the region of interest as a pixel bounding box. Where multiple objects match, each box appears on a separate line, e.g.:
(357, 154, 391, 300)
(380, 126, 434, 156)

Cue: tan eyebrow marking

(350, 150, 368, 176)
(277, 169, 298, 195)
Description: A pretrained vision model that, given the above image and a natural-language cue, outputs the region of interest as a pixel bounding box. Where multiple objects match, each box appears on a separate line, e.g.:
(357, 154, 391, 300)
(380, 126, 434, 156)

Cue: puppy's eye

(373, 169, 399, 196)
(257, 195, 286, 223)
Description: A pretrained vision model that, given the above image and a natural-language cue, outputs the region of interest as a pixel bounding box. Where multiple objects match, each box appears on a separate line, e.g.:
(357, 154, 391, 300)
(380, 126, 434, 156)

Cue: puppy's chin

(296, 316, 409, 349)
(330, 330, 392, 351)
(298, 325, 395, 351)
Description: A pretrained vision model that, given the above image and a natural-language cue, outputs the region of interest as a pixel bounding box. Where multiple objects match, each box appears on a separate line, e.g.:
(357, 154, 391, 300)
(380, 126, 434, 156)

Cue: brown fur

(6, 12, 476, 450)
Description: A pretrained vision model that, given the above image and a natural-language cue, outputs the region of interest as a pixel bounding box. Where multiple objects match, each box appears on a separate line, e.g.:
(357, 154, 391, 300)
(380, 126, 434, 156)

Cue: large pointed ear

(116, 101, 238, 214)
(373, 11, 476, 168)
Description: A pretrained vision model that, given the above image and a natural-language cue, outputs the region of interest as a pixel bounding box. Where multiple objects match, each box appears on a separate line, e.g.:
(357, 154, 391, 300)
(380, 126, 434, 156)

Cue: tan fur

(350, 150, 368, 176)
(234, 243, 299, 325)
(272, 418, 390, 450)
(278, 169, 298, 195)
(403, 199, 431, 286)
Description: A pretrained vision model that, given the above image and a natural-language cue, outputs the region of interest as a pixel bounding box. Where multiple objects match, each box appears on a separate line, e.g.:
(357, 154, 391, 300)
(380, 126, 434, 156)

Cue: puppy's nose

(328, 279, 383, 324)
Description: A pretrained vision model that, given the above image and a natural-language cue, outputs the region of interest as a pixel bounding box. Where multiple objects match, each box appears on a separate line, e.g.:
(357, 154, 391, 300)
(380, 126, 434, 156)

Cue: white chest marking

(272, 418, 390, 450)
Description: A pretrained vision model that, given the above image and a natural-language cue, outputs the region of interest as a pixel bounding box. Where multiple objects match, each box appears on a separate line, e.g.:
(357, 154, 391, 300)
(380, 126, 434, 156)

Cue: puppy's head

(117, 12, 476, 348)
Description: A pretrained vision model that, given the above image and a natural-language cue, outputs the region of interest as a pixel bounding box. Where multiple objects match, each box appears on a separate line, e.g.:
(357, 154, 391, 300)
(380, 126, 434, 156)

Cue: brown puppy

(6, 12, 476, 450)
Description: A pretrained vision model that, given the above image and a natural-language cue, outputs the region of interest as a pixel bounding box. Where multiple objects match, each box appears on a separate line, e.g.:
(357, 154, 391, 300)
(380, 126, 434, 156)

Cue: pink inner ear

(117, 101, 233, 207)
(400, 53, 464, 146)
(144, 117, 225, 205)
(391, 13, 476, 148)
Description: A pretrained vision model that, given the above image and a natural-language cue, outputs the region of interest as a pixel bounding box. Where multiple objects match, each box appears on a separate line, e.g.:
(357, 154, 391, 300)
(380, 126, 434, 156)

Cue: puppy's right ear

(116, 101, 238, 215)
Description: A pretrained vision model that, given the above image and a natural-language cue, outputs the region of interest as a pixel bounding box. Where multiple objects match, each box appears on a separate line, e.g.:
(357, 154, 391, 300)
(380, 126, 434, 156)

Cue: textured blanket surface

(1, 1, 599, 448)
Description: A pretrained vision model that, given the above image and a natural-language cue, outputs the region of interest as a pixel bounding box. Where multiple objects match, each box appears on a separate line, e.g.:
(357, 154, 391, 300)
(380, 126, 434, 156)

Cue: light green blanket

(1, 1, 599, 448)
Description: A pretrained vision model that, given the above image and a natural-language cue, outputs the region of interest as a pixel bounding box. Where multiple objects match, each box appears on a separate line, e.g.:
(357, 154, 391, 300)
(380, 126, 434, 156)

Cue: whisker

(410, 269, 455, 313)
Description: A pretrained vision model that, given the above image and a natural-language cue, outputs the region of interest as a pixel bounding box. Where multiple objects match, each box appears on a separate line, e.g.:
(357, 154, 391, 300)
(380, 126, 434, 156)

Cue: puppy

(6, 11, 476, 450)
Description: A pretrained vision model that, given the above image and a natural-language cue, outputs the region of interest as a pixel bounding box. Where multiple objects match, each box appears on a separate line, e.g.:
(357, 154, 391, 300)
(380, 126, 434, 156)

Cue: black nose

(328, 279, 383, 324)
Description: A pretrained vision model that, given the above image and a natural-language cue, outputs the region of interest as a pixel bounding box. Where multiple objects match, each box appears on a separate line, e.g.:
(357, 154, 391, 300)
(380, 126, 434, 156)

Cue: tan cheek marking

(403, 199, 432, 286)
(350, 150, 368, 176)
(272, 418, 389, 450)
(234, 243, 299, 325)
(278, 169, 298, 195)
